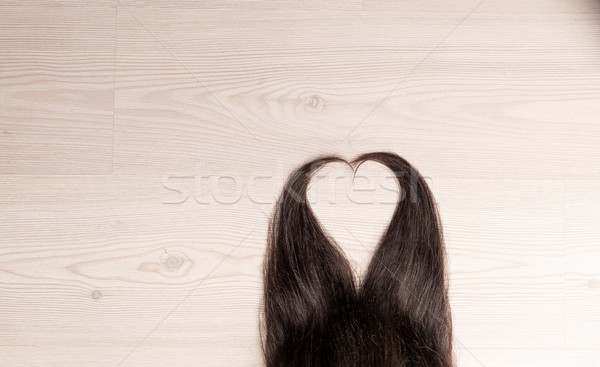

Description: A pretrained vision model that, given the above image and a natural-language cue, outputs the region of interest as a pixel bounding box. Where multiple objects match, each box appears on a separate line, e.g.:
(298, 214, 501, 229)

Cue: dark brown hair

(262, 152, 453, 367)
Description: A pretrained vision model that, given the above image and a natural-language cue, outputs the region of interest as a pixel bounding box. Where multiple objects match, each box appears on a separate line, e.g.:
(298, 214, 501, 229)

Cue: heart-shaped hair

(261, 152, 453, 367)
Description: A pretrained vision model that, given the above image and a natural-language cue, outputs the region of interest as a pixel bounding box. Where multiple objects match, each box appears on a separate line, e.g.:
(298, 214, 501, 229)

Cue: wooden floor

(1, 0, 600, 366)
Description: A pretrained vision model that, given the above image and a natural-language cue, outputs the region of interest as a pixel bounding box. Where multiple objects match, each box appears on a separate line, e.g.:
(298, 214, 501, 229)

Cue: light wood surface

(1, 1, 599, 366)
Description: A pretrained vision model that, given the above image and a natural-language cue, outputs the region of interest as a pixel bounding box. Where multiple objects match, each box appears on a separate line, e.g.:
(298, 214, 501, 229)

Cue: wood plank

(119, 0, 362, 10)
(0, 174, 568, 364)
(433, 178, 565, 349)
(0, 6, 115, 174)
(0, 174, 264, 367)
(566, 180, 600, 349)
(365, 0, 600, 13)
(348, 11, 600, 179)
(113, 8, 465, 174)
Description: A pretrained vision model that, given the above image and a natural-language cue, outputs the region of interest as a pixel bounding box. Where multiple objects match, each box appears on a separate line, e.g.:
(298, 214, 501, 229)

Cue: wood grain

(113, 8, 465, 175)
(1, 1, 599, 366)
(566, 180, 600, 350)
(0, 6, 115, 174)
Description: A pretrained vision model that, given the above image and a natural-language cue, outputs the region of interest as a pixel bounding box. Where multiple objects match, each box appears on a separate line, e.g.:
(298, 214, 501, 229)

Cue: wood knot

(138, 249, 194, 278)
(305, 94, 325, 111)
(160, 252, 185, 272)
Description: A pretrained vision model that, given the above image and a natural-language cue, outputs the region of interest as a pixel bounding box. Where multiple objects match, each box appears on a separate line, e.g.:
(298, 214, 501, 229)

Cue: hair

(261, 152, 453, 367)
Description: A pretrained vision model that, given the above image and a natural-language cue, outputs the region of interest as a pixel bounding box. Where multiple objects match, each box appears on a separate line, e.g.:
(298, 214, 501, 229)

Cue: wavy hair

(261, 152, 453, 367)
